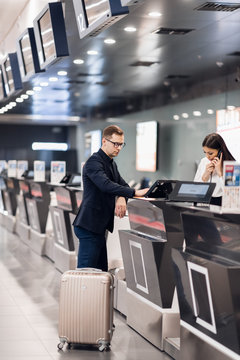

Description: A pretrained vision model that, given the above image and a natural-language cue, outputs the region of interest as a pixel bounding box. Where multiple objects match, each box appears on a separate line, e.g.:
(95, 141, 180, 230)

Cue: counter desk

(168, 202, 240, 360)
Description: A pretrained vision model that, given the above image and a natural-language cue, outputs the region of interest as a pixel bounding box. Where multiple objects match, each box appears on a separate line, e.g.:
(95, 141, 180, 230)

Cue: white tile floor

(0, 224, 172, 360)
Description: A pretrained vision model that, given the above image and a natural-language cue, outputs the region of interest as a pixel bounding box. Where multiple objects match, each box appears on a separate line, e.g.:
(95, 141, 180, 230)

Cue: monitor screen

(168, 181, 216, 204)
(84, 0, 110, 26)
(71, 175, 81, 184)
(38, 9, 55, 64)
(73, 0, 128, 39)
(145, 180, 176, 199)
(19, 32, 34, 76)
(0, 66, 5, 100)
(4, 57, 14, 94)
(136, 121, 158, 172)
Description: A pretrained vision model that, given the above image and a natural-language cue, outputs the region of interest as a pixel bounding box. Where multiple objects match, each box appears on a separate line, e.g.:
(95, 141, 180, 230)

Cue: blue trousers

(73, 226, 108, 271)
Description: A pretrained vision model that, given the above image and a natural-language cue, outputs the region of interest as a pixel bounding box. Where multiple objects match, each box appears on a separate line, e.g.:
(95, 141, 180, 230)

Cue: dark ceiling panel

(1, 0, 240, 122)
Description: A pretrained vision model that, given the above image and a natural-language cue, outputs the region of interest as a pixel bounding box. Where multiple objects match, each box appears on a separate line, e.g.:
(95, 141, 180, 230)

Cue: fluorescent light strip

(32, 142, 68, 151)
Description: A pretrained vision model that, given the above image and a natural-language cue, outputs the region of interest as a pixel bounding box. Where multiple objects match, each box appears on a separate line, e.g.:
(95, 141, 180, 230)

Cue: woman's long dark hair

(202, 133, 235, 161)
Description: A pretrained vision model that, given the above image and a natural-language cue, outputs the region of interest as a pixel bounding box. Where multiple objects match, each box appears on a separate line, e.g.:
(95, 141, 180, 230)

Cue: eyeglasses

(105, 138, 126, 149)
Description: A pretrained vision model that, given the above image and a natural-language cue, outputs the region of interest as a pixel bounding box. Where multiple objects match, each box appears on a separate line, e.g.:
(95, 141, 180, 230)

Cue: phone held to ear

(217, 150, 222, 159)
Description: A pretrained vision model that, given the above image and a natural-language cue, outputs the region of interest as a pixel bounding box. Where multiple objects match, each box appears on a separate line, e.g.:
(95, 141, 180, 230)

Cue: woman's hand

(202, 161, 215, 181)
(211, 152, 223, 177)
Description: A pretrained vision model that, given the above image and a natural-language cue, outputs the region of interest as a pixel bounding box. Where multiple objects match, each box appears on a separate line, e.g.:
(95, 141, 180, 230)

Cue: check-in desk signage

(18, 180, 32, 225)
(26, 181, 50, 233)
(54, 186, 78, 213)
(127, 199, 167, 240)
(172, 207, 240, 355)
(19, 180, 31, 195)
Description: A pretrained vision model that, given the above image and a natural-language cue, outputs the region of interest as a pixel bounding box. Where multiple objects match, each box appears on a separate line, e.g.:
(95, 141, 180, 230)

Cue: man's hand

(115, 196, 127, 218)
(134, 188, 150, 197)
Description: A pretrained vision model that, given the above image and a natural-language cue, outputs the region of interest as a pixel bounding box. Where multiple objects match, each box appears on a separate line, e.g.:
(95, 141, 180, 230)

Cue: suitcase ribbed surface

(59, 270, 113, 345)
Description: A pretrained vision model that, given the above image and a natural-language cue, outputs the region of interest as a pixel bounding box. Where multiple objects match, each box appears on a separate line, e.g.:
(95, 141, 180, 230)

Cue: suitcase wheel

(57, 342, 64, 350)
(98, 343, 110, 352)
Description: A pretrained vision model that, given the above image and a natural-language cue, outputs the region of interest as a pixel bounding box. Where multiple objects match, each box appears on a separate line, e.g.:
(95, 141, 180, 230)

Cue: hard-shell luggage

(58, 268, 114, 351)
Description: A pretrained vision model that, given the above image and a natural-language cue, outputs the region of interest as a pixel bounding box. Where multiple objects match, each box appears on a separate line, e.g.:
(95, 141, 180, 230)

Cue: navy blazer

(73, 149, 135, 234)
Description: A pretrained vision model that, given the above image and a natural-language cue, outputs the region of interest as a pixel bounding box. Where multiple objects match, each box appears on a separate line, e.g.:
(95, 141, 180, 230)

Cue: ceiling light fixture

(40, 82, 49, 87)
(49, 77, 58, 82)
(21, 94, 29, 99)
(16, 98, 24, 103)
(182, 113, 189, 118)
(26, 90, 34, 95)
(58, 70, 68, 76)
(173, 115, 180, 120)
(73, 59, 84, 64)
(148, 12, 162, 17)
(207, 109, 214, 114)
(87, 50, 98, 55)
(124, 26, 137, 32)
(33, 86, 42, 91)
(104, 38, 116, 44)
(193, 111, 201, 116)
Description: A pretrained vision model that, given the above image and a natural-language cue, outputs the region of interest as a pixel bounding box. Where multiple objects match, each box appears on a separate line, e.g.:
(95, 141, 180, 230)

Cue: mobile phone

(217, 149, 222, 159)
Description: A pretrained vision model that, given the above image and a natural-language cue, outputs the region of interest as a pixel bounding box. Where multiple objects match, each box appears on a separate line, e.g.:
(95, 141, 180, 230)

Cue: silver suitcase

(58, 268, 114, 351)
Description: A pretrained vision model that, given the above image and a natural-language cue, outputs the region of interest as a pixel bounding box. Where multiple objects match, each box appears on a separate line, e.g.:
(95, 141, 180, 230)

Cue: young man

(73, 125, 149, 271)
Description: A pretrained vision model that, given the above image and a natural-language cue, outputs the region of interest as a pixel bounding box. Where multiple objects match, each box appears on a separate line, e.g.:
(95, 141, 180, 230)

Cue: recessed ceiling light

(33, 86, 42, 91)
(193, 111, 201, 116)
(26, 90, 34, 95)
(49, 77, 58, 82)
(58, 70, 68, 76)
(16, 98, 24, 103)
(124, 26, 137, 32)
(207, 109, 214, 114)
(40, 82, 48, 87)
(227, 105, 236, 110)
(216, 61, 224, 68)
(87, 50, 98, 55)
(182, 113, 189, 118)
(148, 12, 162, 17)
(173, 115, 180, 120)
(73, 59, 84, 64)
(104, 38, 116, 44)
(21, 94, 29, 99)
(10, 102, 16, 107)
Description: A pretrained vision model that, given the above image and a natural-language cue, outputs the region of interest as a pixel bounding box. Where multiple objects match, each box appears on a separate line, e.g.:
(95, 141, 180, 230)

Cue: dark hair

(103, 125, 124, 138)
(202, 133, 235, 161)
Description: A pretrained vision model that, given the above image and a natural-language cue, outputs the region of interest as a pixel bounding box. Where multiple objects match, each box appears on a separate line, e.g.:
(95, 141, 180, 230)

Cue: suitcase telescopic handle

(76, 267, 103, 273)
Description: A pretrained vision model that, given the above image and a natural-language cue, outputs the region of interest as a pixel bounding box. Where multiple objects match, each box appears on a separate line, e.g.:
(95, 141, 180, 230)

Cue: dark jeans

(74, 226, 108, 271)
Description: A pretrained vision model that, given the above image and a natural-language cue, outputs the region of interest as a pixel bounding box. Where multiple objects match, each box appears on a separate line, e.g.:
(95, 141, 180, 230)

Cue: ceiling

(1, 0, 240, 124)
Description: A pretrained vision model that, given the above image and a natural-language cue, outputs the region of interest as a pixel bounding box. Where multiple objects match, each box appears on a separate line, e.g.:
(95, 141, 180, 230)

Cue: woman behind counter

(194, 133, 235, 206)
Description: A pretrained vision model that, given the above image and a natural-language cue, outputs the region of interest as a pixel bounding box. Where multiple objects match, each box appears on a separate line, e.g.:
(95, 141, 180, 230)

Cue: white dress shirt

(194, 157, 224, 197)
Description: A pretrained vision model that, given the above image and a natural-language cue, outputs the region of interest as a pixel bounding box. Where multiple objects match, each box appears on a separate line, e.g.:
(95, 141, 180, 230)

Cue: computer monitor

(145, 180, 176, 199)
(17, 28, 43, 81)
(2, 53, 22, 96)
(33, 2, 69, 70)
(168, 181, 216, 204)
(73, 0, 129, 39)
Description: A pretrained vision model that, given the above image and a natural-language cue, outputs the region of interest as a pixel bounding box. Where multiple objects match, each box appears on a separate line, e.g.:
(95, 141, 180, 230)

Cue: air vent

(130, 61, 159, 67)
(165, 75, 190, 79)
(153, 27, 194, 35)
(228, 51, 240, 56)
(195, 2, 240, 11)
(108, 96, 125, 101)
(66, 80, 86, 84)
(77, 73, 102, 77)
(95, 81, 110, 86)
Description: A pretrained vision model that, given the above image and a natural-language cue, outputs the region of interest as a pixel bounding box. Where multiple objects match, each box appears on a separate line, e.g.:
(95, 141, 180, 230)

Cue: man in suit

(73, 125, 149, 271)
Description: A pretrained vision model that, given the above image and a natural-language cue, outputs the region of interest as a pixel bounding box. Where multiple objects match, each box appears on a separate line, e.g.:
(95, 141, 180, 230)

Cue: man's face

(102, 133, 125, 158)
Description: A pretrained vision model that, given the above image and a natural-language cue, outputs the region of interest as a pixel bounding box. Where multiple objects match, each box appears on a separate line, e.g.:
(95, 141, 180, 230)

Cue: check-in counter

(169, 202, 240, 360)
(50, 185, 82, 272)
(26, 181, 50, 255)
(2, 177, 20, 232)
(119, 197, 184, 351)
(16, 179, 32, 243)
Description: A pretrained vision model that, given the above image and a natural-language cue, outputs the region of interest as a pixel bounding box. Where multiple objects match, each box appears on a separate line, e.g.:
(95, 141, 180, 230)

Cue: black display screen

(0, 66, 4, 99)
(19, 32, 34, 76)
(38, 9, 55, 63)
(4, 58, 14, 93)
(168, 181, 216, 204)
(83, 0, 110, 26)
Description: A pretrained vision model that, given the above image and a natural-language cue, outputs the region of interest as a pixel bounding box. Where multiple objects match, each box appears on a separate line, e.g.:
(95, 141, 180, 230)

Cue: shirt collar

(98, 148, 113, 164)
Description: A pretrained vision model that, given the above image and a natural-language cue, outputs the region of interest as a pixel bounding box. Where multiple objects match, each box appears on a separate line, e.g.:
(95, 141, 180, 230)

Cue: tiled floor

(0, 223, 172, 360)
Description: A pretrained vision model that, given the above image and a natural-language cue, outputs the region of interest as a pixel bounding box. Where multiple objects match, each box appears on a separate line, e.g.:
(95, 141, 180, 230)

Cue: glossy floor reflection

(0, 224, 172, 360)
